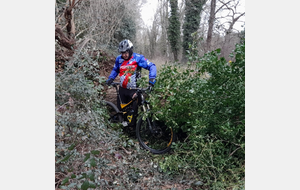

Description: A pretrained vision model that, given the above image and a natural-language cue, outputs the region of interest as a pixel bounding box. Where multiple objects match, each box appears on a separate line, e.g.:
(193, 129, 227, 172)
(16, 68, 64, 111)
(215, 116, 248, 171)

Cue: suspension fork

(142, 103, 155, 134)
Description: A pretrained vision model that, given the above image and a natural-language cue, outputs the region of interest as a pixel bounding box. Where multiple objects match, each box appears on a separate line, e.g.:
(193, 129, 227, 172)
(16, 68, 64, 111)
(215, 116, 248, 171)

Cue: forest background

(53, 0, 246, 188)
(1, 0, 300, 190)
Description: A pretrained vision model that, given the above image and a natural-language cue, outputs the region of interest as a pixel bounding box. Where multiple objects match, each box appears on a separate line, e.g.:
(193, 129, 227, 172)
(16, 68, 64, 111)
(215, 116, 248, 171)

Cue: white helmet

(118, 39, 133, 53)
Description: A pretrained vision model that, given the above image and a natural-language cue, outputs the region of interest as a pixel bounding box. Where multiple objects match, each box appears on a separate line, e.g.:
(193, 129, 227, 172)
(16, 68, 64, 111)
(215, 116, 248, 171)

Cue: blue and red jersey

(108, 53, 156, 89)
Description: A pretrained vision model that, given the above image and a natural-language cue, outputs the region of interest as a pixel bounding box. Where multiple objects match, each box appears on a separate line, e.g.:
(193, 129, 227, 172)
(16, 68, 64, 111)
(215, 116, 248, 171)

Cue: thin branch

(179, 134, 190, 149)
(75, 28, 88, 38)
(71, 0, 83, 8)
(229, 147, 241, 156)
(215, 0, 231, 14)
(77, 38, 91, 53)
(121, 147, 132, 155)
(219, 0, 235, 15)
(233, 12, 245, 23)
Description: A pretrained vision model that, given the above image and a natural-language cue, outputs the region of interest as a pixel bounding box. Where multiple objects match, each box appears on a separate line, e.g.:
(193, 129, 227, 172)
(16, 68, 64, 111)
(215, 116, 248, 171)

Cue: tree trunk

(206, 0, 216, 51)
(55, 0, 77, 51)
(55, 0, 79, 72)
(221, 12, 245, 58)
(159, 0, 168, 57)
(182, 0, 206, 62)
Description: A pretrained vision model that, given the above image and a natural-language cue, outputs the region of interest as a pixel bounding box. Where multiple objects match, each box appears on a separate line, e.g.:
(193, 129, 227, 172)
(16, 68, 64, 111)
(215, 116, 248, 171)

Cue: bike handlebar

(108, 82, 152, 93)
(110, 82, 120, 87)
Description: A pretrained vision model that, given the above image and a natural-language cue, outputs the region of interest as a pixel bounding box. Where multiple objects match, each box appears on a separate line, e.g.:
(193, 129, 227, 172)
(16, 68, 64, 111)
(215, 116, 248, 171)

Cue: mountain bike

(104, 82, 176, 154)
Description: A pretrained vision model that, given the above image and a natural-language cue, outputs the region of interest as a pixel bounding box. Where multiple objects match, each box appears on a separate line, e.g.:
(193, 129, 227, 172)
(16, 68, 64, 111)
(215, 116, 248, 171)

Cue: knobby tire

(136, 116, 176, 154)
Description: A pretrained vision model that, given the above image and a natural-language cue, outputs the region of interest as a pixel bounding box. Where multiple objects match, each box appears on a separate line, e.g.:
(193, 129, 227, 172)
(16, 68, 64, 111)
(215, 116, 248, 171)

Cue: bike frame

(106, 83, 175, 154)
(109, 83, 154, 132)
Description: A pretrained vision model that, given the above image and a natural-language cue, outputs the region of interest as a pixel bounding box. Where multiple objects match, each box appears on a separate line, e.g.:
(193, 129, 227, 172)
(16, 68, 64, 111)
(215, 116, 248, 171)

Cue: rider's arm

(136, 54, 157, 85)
(108, 56, 121, 80)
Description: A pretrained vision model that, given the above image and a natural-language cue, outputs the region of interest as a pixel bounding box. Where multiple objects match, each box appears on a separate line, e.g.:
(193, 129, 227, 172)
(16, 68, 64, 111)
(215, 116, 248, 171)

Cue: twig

(71, 0, 83, 9)
(56, 102, 69, 112)
(77, 38, 91, 53)
(121, 147, 132, 155)
(229, 147, 241, 157)
(55, 172, 66, 176)
(219, 138, 241, 147)
(179, 134, 190, 149)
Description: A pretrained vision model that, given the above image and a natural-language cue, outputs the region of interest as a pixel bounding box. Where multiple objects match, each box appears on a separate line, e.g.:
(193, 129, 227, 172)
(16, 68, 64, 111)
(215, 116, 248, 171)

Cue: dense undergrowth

(55, 40, 245, 189)
(55, 49, 194, 189)
(146, 41, 245, 189)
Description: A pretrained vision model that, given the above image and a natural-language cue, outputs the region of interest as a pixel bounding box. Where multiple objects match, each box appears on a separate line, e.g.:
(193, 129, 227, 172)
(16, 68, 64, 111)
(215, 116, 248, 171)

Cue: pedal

(122, 121, 128, 127)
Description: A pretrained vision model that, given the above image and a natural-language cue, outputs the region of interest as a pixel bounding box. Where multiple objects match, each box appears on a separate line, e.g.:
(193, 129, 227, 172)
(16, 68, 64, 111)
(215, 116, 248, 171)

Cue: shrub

(149, 41, 245, 189)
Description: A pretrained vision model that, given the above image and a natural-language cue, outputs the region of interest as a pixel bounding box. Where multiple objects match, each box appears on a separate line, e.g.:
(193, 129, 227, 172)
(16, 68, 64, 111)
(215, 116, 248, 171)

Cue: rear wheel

(104, 101, 122, 123)
(136, 116, 176, 154)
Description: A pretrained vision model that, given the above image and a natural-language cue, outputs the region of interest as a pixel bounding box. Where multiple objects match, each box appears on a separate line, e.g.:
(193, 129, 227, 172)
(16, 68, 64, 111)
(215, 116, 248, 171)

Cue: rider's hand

(106, 78, 113, 86)
(149, 78, 155, 86)
(149, 78, 155, 91)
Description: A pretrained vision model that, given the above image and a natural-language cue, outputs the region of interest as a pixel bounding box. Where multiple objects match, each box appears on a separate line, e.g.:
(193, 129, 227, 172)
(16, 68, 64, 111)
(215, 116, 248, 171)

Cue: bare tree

(158, 0, 169, 58)
(206, 0, 233, 50)
(195, 0, 244, 59)
(168, 0, 181, 61)
(147, 14, 160, 59)
(218, 0, 245, 58)
(206, 0, 216, 50)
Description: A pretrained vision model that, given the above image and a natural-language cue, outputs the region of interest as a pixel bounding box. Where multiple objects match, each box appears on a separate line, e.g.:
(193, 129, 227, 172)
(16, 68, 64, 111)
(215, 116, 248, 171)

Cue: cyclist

(106, 39, 157, 129)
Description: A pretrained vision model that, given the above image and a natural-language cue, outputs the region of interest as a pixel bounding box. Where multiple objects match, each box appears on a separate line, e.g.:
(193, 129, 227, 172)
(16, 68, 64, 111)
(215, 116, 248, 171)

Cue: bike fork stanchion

(146, 117, 154, 134)
(141, 103, 155, 133)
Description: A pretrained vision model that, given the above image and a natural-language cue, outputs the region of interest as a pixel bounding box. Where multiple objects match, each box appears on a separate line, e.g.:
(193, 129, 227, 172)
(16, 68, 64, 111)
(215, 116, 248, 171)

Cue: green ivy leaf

(89, 182, 97, 188)
(90, 158, 96, 167)
(91, 150, 100, 155)
(81, 180, 89, 190)
(68, 143, 76, 150)
(89, 173, 95, 181)
(61, 177, 69, 185)
(83, 153, 90, 162)
(56, 153, 73, 163)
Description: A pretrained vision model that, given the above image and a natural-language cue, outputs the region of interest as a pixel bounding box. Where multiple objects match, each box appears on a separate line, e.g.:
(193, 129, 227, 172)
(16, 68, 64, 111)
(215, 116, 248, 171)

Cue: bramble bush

(149, 41, 245, 189)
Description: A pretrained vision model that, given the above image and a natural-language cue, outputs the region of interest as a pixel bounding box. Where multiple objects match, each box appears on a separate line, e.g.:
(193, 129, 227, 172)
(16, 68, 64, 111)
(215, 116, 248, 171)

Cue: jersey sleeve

(137, 55, 157, 79)
(108, 57, 120, 80)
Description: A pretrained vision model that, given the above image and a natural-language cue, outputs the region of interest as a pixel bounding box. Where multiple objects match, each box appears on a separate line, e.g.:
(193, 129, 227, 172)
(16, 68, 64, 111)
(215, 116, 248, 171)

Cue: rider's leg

(119, 87, 136, 127)
(122, 88, 138, 130)
(118, 87, 129, 110)
(130, 99, 138, 130)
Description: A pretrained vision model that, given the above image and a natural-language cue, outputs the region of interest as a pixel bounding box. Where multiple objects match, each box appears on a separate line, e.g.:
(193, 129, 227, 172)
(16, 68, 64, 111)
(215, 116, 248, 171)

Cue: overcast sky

(141, 0, 245, 31)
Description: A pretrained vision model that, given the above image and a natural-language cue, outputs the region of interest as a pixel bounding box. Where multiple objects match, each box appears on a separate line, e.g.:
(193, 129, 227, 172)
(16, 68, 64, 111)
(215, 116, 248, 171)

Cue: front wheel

(136, 116, 176, 154)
